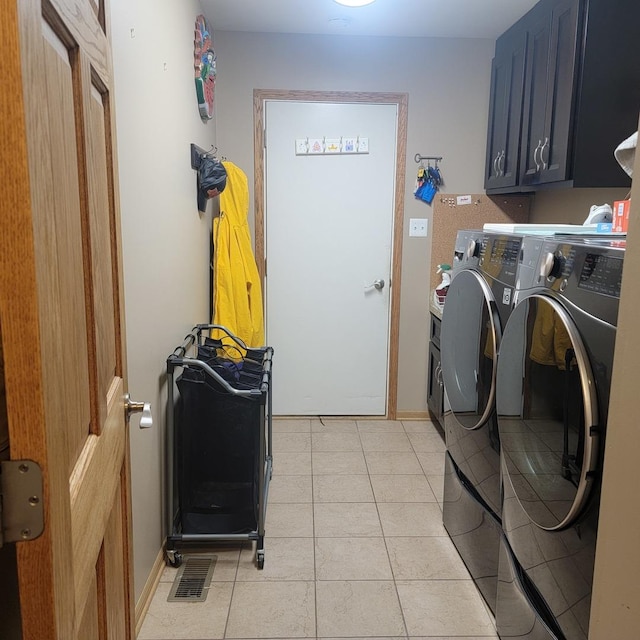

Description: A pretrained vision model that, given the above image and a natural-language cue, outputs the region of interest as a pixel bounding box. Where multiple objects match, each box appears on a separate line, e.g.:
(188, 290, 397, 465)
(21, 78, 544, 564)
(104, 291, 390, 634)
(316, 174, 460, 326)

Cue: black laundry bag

(175, 366, 265, 534)
(195, 338, 268, 390)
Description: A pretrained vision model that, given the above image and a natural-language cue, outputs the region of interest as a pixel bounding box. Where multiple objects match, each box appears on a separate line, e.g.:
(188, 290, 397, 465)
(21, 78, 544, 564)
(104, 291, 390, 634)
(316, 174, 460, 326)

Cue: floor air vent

(167, 555, 217, 603)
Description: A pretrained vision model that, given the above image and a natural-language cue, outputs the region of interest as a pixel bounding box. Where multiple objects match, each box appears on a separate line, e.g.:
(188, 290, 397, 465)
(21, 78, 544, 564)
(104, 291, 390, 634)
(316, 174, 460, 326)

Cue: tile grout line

(221, 540, 242, 639)
(363, 418, 411, 639)
(311, 416, 319, 640)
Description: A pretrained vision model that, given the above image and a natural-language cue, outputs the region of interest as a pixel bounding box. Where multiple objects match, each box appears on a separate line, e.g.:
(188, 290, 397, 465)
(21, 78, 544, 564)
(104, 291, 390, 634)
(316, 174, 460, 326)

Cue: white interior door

(264, 100, 397, 415)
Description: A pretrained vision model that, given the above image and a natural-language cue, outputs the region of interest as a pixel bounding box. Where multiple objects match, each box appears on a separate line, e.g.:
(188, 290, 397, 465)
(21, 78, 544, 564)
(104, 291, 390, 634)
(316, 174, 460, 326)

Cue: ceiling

(201, 0, 539, 40)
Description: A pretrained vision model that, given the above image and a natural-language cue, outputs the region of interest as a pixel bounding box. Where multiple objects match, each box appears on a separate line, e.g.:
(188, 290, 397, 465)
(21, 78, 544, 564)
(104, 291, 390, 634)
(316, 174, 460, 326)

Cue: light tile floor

(139, 418, 498, 640)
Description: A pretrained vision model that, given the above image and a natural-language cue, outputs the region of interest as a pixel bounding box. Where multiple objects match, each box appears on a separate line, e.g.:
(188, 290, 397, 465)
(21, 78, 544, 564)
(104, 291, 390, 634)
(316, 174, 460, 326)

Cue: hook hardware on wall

(190, 143, 218, 169)
(439, 195, 482, 207)
(414, 154, 443, 165)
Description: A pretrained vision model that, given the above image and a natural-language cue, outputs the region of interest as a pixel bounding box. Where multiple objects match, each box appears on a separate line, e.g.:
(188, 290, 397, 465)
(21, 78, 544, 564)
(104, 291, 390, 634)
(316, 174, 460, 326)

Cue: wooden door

(1, 1, 134, 639)
(263, 100, 398, 416)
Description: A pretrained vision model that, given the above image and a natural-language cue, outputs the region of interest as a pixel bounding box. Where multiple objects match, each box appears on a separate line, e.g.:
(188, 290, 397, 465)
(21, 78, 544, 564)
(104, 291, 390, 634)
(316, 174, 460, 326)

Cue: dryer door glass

(496, 294, 599, 530)
(441, 269, 500, 430)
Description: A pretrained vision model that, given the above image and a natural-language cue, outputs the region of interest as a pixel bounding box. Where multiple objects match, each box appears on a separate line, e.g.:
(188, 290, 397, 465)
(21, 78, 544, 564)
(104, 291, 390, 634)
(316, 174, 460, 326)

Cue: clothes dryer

(495, 237, 625, 640)
(441, 231, 544, 613)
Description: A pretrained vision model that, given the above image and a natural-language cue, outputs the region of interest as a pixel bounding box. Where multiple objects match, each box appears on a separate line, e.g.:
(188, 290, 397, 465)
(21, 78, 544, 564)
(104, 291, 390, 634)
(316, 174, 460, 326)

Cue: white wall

(110, 0, 216, 601)
(211, 30, 495, 413)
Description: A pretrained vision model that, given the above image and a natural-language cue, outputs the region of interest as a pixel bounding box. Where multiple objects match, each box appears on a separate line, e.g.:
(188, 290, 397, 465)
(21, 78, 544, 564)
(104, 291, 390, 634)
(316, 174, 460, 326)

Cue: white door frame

(253, 89, 408, 419)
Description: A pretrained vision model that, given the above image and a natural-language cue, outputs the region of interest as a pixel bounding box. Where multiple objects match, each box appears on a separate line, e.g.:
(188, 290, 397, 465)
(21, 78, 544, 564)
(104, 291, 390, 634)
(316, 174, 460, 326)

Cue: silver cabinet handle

(493, 153, 500, 177)
(499, 150, 505, 176)
(125, 393, 153, 429)
(540, 137, 549, 170)
(533, 140, 542, 172)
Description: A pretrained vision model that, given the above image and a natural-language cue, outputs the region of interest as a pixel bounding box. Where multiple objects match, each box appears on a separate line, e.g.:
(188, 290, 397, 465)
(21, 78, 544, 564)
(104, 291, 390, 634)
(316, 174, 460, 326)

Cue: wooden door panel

(70, 378, 125, 626)
(86, 78, 119, 431)
(77, 574, 100, 640)
(41, 18, 92, 473)
(1, 0, 134, 638)
(43, 0, 109, 79)
(102, 482, 128, 639)
(30, 14, 88, 638)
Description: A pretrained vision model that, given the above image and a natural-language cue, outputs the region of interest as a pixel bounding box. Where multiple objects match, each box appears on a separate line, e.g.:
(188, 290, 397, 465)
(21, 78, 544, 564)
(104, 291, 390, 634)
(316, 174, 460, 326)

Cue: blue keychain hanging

(413, 155, 443, 205)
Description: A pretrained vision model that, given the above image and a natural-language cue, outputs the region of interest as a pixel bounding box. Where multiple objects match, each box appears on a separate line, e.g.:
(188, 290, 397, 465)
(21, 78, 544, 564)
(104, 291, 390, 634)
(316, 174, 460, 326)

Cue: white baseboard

(135, 547, 165, 636)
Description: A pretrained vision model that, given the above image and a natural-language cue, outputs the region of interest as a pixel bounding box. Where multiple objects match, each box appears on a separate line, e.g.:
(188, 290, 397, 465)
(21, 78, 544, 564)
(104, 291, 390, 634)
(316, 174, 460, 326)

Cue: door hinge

(0, 460, 44, 549)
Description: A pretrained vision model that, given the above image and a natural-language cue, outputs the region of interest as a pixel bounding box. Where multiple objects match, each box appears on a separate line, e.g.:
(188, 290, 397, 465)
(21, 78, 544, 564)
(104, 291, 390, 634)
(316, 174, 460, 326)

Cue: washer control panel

(537, 239, 625, 300)
(578, 253, 624, 297)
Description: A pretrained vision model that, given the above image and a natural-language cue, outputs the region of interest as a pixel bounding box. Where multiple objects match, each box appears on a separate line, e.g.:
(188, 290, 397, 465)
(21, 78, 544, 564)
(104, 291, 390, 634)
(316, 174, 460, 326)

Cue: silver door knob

(371, 279, 385, 290)
(125, 393, 153, 429)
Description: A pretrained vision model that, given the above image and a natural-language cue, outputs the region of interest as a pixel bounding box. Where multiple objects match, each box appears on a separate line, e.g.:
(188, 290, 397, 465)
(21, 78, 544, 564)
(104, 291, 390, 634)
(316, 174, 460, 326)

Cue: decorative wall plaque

(194, 15, 216, 121)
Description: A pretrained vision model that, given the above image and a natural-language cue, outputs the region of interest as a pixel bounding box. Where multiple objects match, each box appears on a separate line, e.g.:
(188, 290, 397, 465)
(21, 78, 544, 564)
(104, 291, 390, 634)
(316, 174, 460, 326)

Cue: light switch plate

(409, 218, 428, 237)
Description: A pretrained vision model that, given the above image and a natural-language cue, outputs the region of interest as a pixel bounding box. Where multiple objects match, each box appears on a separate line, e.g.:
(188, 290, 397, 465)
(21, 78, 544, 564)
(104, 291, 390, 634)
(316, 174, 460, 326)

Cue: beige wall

(212, 30, 495, 413)
(529, 187, 629, 224)
(111, 0, 216, 601)
(589, 132, 640, 638)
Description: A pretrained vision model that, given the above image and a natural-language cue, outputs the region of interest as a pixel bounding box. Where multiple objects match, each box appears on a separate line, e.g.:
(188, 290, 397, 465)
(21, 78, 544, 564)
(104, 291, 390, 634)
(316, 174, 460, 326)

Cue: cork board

(430, 193, 531, 290)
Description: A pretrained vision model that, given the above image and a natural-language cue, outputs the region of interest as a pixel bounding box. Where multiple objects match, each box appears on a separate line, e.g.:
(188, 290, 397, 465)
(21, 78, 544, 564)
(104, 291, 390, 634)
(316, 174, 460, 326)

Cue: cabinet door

(485, 28, 527, 190)
(427, 340, 444, 425)
(485, 56, 507, 188)
(520, 0, 579, 187)
(538, 0, 579, 183)
(519, 2, 552, 186)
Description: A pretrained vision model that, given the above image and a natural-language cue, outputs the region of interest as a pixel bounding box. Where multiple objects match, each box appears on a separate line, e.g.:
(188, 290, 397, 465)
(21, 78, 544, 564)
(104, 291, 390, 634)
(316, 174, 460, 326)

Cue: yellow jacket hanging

(212, 161, 265, 350)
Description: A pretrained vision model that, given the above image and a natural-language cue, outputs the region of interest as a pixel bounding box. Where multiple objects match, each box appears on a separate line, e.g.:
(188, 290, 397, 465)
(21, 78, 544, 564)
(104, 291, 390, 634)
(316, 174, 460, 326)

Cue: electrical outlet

(409, 218, 428, 237)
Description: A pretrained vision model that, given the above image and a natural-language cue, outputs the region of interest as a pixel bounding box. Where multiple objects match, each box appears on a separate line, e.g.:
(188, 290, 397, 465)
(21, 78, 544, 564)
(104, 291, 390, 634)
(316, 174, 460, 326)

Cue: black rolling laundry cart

(165, 324, 273, 569)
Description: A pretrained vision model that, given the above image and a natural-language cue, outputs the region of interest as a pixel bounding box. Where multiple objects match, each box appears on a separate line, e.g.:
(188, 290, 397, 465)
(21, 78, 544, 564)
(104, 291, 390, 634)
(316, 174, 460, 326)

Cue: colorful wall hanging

(194, 14, 216, 121)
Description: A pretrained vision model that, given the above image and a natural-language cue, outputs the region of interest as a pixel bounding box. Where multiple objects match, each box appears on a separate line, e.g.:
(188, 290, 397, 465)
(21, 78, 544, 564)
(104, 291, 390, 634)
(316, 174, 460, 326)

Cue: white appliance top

(482, 223, 626, 236)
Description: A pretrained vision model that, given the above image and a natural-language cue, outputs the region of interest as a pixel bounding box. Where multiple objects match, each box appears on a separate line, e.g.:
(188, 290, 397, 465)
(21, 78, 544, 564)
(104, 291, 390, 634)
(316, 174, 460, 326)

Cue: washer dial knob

(540, 251, 564, 280)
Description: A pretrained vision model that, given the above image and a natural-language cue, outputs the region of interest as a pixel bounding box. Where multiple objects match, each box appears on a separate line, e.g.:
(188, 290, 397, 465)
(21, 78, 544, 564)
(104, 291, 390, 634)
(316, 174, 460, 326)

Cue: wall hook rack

(414, 154, 443, 164)
(191, 143, 217, 169)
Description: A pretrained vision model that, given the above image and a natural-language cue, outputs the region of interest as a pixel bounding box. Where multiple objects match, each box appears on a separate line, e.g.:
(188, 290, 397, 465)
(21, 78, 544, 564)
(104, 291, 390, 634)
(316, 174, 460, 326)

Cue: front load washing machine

(495, 237, 625, 639)
(440, 230, 544, 613)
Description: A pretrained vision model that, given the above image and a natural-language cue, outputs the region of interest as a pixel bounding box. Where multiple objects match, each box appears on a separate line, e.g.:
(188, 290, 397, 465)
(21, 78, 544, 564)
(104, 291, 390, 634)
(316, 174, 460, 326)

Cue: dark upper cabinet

(486, 0, 640, 194)
(484, 26, 527, 189)
(520, 0, 579, 186)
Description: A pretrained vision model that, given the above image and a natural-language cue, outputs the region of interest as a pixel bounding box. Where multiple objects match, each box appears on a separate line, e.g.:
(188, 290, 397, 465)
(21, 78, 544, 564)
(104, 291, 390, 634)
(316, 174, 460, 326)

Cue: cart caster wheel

(167, 552, 183, 568)
(256, 551, 265, 570)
